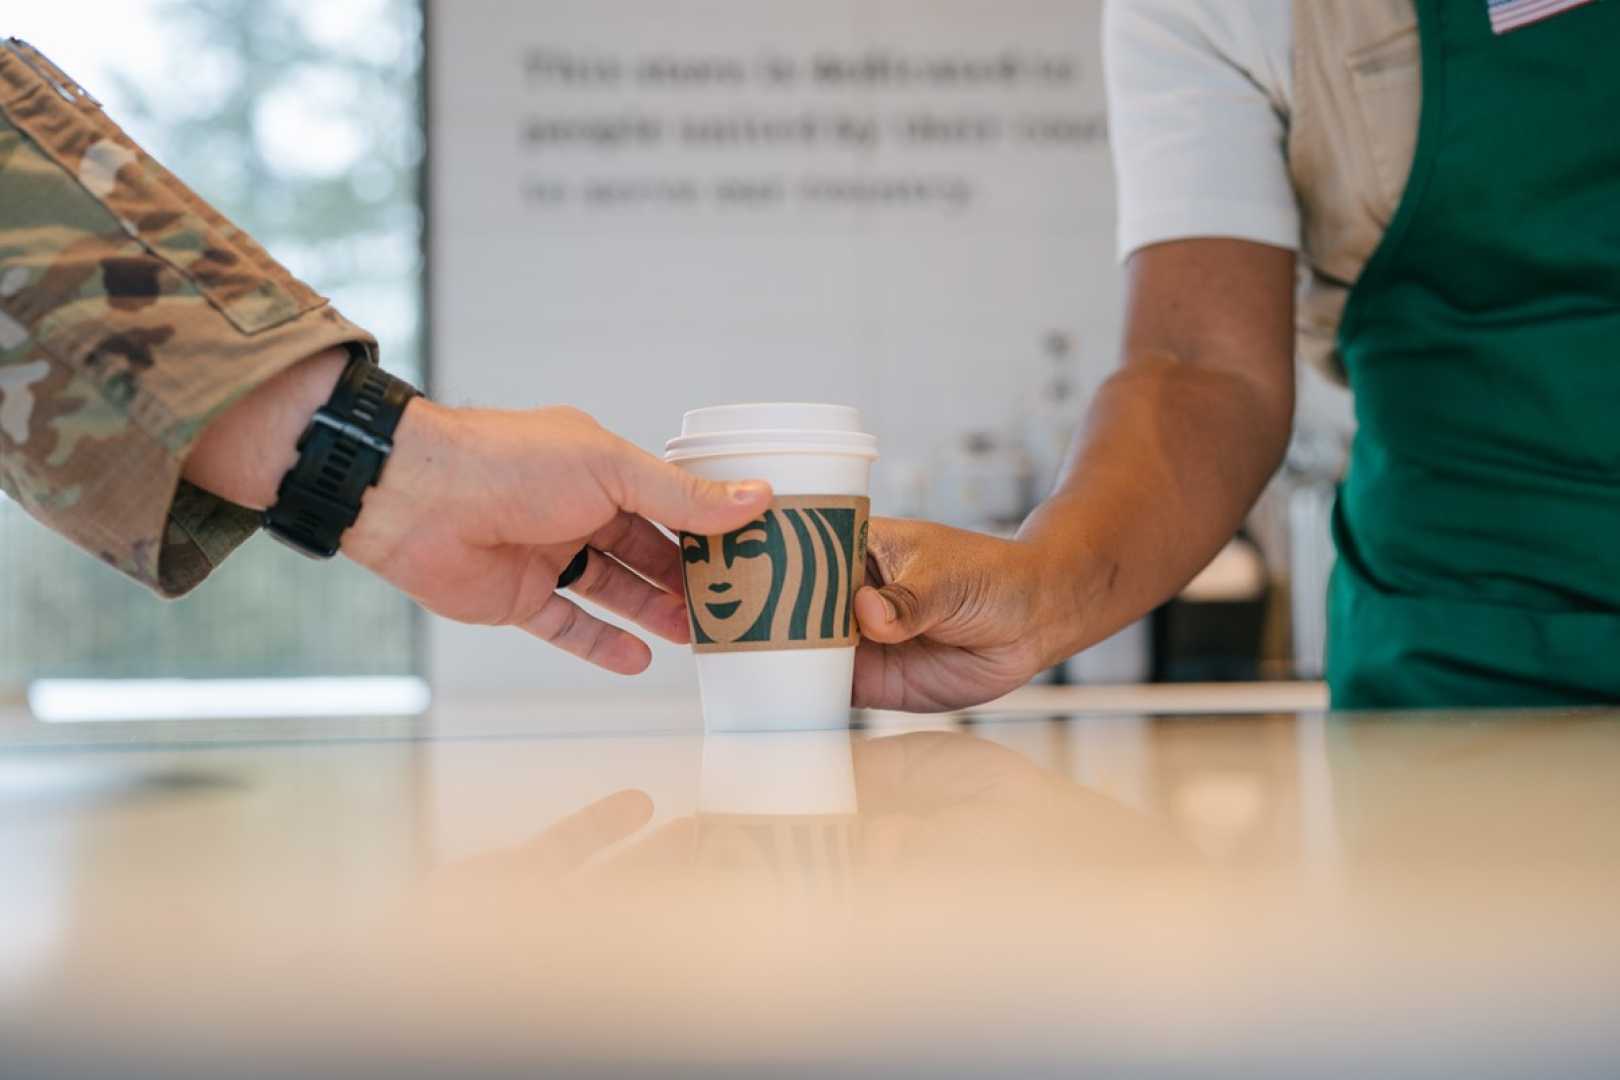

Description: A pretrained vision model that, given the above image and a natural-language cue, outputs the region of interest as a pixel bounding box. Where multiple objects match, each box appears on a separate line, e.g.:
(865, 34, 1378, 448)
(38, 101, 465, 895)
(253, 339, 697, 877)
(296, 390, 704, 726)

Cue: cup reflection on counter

(695, 730, 859, 917)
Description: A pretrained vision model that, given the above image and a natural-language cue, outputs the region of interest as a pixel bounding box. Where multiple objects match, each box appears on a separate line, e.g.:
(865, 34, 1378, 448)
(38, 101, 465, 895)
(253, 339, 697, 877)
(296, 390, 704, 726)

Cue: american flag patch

(1486, 0, 1597, 33)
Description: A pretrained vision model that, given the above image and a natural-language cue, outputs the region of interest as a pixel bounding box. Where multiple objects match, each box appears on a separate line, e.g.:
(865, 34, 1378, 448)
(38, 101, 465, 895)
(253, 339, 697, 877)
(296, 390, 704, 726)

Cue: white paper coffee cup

(666, 403, 878, 732)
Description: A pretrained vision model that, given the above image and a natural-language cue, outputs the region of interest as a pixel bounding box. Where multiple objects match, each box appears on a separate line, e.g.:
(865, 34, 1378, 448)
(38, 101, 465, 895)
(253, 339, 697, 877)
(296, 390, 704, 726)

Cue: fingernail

(879, 594, 897, 622)
(729, 480, 769, 503)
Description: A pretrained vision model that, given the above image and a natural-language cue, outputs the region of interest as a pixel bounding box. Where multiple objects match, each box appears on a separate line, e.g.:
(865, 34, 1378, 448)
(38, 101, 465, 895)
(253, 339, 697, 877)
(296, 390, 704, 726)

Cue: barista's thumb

(854, 517, 962, 644)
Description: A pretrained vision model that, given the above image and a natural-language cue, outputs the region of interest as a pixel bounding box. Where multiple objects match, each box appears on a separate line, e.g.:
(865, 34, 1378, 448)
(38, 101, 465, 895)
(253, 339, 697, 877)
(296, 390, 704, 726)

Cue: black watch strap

(262, 351, 419, 559)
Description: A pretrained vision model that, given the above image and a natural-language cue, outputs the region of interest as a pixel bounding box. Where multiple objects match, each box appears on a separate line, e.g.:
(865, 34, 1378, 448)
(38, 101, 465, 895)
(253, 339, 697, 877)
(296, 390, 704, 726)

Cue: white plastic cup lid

(665, 402, 878, 463)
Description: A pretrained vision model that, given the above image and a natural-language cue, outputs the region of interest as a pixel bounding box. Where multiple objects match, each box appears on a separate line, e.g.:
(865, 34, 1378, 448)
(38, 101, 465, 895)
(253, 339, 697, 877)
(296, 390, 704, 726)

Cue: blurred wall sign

(429, 0, 1122, 691)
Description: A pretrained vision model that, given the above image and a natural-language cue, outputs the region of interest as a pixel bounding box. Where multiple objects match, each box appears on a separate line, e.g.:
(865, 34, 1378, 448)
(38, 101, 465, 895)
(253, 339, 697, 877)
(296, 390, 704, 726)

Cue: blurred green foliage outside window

(1, 0, 425, 687)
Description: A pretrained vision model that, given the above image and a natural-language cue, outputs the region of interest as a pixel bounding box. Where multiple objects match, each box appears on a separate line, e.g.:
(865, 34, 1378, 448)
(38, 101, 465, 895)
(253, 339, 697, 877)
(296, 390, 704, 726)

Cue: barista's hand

(855, 731, 1188, 868)
(851, 518, 1064, 711)
(184, 349, 772, 675)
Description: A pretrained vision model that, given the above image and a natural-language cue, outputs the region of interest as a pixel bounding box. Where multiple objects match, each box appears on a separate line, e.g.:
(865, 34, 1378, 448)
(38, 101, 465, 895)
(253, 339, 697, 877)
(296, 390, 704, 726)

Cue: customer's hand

(429, 789, 657, 896)
(184, 350, 771, 675)
(851, 518, 1067, 711)
(341, 401, 771, 673)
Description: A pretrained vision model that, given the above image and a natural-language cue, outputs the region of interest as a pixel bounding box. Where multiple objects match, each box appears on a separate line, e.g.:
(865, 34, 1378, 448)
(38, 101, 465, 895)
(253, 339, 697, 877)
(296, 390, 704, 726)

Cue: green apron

(1327, 0, 1620, 708)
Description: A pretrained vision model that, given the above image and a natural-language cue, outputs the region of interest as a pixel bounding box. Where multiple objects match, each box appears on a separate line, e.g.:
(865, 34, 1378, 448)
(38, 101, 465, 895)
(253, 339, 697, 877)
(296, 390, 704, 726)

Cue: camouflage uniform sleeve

(0, 40, 379, 598)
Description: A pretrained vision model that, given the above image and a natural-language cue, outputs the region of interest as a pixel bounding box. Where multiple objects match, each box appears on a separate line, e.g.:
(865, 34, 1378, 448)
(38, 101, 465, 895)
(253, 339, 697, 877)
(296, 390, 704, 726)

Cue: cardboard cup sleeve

(680, 495, 871, 654)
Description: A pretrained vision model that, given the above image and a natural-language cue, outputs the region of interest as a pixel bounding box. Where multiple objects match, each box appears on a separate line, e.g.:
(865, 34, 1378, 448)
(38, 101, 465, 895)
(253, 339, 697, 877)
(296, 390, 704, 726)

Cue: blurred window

(2, 0, 426, 693)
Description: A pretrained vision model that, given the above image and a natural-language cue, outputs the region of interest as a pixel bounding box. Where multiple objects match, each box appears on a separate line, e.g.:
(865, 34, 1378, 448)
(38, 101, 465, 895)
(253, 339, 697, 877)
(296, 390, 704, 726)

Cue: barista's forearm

(1014, 238, 1297, 665)
(1017, 347, 1291, 661)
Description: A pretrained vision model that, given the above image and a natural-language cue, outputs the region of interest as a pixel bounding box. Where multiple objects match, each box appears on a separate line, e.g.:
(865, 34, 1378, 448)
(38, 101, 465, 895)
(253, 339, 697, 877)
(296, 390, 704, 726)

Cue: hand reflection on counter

(423, 727, 1191, 924)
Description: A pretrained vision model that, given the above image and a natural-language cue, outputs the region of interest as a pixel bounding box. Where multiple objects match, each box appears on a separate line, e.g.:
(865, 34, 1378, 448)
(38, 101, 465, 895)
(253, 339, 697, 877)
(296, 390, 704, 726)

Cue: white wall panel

(428, 0, 1121, 691)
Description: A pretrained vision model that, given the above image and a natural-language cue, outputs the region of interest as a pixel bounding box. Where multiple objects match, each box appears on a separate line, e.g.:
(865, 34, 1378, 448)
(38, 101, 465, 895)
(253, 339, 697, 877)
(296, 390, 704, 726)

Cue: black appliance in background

(1151, 532, 1270, 682)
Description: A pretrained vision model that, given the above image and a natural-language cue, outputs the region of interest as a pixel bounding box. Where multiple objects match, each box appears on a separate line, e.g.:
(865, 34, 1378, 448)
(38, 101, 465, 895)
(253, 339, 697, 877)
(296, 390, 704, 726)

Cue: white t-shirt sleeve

(1104, 0, 1298, 260)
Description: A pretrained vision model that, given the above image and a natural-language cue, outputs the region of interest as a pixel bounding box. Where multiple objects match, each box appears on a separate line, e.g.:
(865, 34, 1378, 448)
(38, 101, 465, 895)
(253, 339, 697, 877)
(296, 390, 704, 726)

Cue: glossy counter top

(2, 688, 1617, 1078)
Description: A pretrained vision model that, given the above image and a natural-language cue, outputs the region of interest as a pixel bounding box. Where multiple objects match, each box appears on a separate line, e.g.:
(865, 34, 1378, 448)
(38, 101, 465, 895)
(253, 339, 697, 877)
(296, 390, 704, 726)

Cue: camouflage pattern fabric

(0, 39, 377, 597)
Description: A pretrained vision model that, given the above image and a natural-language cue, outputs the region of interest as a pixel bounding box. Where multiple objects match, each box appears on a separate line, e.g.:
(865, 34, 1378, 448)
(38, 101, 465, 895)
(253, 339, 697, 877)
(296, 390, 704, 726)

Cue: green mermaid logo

(681, 495, 870, 652)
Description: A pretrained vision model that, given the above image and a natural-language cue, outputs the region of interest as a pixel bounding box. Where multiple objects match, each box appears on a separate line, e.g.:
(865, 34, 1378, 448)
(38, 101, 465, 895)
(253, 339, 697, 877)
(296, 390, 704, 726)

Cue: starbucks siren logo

(681, 495, 870, 653)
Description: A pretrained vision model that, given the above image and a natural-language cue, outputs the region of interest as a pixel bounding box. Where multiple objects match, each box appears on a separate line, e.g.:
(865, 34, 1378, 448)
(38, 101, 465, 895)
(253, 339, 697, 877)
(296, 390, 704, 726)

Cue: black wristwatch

(262, 350, 419, 559)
